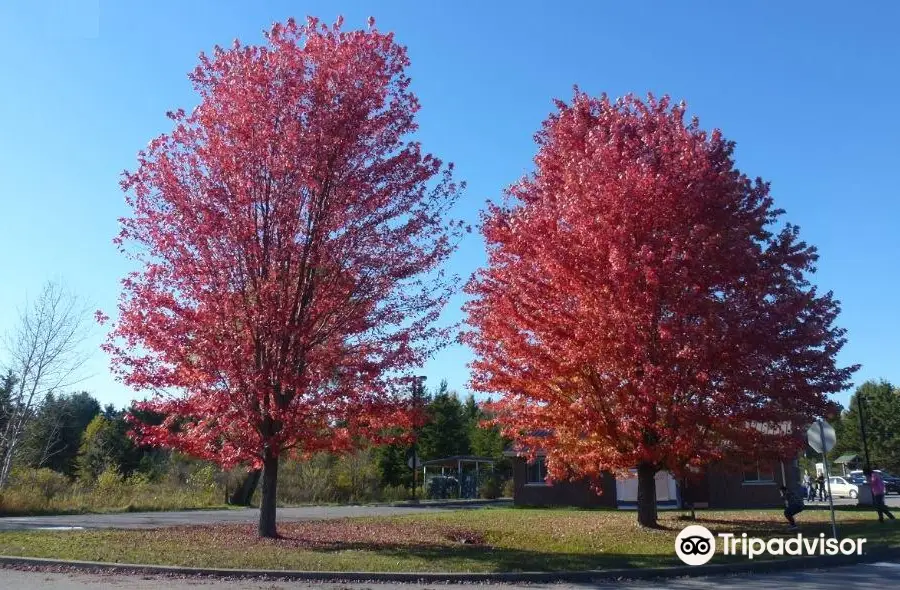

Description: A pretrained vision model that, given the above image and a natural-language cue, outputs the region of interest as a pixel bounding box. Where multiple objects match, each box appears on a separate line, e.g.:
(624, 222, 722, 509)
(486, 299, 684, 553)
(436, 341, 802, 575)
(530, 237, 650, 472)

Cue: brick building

(507, 451, 799, 509)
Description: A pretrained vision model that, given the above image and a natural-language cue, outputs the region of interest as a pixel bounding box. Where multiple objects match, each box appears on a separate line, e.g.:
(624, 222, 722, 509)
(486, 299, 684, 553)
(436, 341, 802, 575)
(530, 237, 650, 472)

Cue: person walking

(802, 472, 812, 501)
(865, 467, 896, 523)
(816, 473, 826, 502)
(780, 485, 805, 531)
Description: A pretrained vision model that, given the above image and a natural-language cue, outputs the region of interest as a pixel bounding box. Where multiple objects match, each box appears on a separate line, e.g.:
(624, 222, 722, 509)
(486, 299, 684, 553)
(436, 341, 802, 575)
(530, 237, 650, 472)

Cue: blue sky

(0, 1, 897, 410)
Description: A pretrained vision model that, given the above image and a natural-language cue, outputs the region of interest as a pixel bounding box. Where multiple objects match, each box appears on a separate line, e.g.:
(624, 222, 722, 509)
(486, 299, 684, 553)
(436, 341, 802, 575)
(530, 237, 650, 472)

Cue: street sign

(807, 421, 836, 453)
(407, 454, 422, 469)
(808, 419, 839, 540)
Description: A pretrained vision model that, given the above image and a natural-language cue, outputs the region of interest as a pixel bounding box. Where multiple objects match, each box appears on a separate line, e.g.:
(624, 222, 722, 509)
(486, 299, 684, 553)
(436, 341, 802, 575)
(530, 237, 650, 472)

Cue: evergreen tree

(21, 391, 100, 476)
(418, 381, 470, 460)
(831, 380, 900, 473)
(377, 442, 412, 488)
(77, 410, 144, 479)
(466, 395, 511, 477)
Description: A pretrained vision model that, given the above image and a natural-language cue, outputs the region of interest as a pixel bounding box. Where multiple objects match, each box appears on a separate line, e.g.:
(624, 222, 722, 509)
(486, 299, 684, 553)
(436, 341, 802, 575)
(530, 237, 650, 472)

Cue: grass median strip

(0, 507, 897, 573)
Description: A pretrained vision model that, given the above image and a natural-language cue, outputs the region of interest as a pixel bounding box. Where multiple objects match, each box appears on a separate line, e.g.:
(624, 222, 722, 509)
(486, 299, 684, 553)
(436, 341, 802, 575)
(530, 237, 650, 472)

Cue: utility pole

(410, 375, 426, 502)
(858, 394, 871, 469)
(818, 420, 838, 540)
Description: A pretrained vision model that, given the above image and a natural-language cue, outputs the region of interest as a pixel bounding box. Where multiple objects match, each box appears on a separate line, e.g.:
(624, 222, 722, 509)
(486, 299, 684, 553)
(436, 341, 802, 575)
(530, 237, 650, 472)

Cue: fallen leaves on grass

(136, 519, 487, 551)
(1, 508, 895, 573)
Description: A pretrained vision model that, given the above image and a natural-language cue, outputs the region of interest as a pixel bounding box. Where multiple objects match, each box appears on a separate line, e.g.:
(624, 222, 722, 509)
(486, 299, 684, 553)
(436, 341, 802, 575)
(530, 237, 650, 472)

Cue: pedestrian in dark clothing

(816, 473, 826, 501)
(865, 468, 896, 523)
(780, 485, 804, 530)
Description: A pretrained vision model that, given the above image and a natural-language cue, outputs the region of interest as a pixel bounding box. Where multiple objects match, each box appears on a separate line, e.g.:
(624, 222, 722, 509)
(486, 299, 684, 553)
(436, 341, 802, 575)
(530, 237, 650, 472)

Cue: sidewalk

(2, 546, 899, 585)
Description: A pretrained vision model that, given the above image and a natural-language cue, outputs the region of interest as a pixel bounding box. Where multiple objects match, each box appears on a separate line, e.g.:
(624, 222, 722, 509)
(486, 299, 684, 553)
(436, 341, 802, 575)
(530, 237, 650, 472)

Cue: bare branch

(0, 281, 94, 488)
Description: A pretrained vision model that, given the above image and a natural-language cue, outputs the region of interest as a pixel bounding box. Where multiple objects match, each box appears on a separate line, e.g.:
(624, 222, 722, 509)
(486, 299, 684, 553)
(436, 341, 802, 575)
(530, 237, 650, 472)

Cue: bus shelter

(422, 455, 495, 499)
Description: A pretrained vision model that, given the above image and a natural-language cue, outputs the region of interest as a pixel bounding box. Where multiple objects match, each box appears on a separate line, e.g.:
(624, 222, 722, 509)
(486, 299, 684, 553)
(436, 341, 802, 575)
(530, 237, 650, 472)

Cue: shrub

(0, 461, 228, 516)
(502, 478, 515, 498)
(381, 484, 410, 502)
(478, 474, 501, 499)
(9, 467, 69, 504)
(187, 464, 218, 492)
(126, 471, 152, 488)
(278, 454, 338, 504)
(96, 466, 124, 490)
(333, 449, 381, 503)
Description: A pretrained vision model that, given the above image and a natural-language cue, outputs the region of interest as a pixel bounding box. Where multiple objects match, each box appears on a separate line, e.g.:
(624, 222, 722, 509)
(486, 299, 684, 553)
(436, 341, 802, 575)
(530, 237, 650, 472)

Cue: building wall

(615, 469, 679, 507)
(705, 460, 798, 509)
(511, 457, 799, 509)
(511, 457, 617, 507)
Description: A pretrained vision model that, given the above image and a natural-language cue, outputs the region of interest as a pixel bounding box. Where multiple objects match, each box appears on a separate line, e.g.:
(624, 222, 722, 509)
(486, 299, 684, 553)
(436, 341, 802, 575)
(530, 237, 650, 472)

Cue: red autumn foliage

(463, 92, 856, 524)
(103, 17, 463, 534)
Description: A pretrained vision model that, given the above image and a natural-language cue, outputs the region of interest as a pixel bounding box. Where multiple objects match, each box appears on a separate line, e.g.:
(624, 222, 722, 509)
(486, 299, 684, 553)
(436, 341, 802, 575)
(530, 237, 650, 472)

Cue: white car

(828, 476, 859, 499)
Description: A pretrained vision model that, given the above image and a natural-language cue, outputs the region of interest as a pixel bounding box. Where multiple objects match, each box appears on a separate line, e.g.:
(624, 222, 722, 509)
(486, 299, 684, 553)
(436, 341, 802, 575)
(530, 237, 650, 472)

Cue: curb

(387, 499, 510, 509)
(2, 547, 899, 583)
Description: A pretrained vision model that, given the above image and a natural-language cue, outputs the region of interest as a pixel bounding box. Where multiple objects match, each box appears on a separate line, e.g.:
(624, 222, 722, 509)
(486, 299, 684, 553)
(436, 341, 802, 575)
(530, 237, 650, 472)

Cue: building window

(743, 461, 775, 484)
(526, 457, 547, 485)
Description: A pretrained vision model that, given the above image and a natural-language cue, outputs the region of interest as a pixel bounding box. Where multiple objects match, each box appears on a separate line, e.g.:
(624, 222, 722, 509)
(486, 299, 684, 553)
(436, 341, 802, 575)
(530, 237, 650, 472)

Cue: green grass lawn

(0, 507, 897, 572)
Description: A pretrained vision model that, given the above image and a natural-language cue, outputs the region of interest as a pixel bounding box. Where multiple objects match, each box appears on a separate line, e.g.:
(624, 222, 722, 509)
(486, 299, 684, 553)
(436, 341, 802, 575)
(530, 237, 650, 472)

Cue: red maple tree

(102, 17, 463, 537)
(463, 92, 856, 527)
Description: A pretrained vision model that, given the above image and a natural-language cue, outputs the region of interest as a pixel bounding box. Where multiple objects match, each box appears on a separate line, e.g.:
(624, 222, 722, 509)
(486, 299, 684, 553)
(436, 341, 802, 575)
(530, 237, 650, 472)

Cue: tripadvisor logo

(675, 525, 716, 565)
(675, 524, 868, 566)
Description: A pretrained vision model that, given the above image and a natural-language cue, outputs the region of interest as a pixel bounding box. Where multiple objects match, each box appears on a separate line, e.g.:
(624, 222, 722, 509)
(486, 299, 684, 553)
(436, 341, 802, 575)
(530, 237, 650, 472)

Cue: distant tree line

(825, 379, 900, 474)
(377, 379, 509, 490)
(0, 375, 508, 508)
(0, 383, 160, 482)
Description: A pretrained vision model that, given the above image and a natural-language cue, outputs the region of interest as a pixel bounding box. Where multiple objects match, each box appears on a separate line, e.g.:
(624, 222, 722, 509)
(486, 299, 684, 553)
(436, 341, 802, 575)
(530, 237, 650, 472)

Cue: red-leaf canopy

(105, 17, 464, 468)
(464, 92, 856, 483)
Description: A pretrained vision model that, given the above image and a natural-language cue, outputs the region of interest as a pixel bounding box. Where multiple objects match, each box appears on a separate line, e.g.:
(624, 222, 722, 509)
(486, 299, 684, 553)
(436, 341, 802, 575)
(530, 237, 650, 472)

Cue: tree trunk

(680, 477, 696, 520)
(636, 462, 658, 528)
(229, 469, 261, 506)
(0, 448, 13, 489)
(258, 451, 279, 538)
(0, 434, 21, 489)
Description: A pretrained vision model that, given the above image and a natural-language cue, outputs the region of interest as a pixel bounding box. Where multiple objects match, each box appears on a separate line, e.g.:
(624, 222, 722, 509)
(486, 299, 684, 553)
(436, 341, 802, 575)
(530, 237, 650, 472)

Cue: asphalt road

(1, 561, 899, 589)
(2, 496, 898, 531)
(805, 495, 900, 508)
(0, 503, 495, 532)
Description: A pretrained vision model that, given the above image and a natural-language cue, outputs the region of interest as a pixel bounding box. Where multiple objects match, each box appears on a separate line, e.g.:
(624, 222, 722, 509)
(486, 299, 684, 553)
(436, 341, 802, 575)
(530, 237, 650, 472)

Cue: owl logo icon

(675, 525, 716, 565)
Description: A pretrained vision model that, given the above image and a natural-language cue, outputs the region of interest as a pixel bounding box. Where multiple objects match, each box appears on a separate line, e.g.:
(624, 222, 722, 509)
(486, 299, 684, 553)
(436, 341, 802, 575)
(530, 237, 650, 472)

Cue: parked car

(828, 476, 859, 499)
(848, 469, 900, 494)
(883, 475, 900, 494)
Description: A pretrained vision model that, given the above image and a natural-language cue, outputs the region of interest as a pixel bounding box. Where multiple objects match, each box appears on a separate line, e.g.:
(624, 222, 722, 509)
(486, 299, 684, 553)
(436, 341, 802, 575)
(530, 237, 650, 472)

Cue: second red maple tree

(464, 92, 856, 527)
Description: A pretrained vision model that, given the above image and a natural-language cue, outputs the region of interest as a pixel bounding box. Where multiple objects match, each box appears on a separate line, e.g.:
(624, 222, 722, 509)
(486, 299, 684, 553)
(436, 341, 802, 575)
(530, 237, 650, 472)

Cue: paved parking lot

(1, 496, 896, 531)
(806, 495, 900, 508)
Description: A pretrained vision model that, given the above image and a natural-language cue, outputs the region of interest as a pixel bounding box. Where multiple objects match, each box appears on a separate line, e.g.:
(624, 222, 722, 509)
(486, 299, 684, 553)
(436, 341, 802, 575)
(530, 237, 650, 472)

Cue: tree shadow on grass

(311, 519, 900, 573)
(302, 541, 678, 572)
(262, 511, 900, 573)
